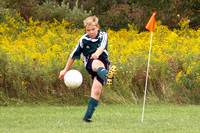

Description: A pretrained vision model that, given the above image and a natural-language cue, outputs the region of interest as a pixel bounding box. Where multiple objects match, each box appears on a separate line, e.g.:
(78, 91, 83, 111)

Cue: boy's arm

(90, 32, 108, 60)
(90, 46, 104, 60)
(59, 57, 75, 80)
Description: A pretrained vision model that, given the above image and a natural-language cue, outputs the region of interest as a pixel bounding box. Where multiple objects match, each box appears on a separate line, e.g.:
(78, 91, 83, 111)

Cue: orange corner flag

(145, 12, 156, 32)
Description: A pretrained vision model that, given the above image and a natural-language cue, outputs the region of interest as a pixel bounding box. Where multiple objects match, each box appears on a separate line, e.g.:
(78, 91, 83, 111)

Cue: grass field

(0, 105, 199, 133)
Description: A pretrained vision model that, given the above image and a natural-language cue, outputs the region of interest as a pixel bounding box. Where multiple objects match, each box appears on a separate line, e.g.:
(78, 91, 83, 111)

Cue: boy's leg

(92, 60, 108, 83)
(83, 77, 102, 122)
(97, 65, 117, 87)
(83, 59, 116, 122)
(82, 97, 99, 122)
(97, 67, 107, 82)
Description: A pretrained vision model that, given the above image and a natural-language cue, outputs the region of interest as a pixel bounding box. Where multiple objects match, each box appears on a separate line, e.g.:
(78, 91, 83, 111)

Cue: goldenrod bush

(0, 13, 199, 105)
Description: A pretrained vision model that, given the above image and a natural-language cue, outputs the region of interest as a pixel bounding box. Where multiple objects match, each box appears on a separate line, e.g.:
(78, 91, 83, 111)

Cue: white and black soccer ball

(64, 70, 83, 89)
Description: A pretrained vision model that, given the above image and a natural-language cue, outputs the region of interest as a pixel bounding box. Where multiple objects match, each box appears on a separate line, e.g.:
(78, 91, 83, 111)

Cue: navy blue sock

(97, 67, 108, 82)
(83, 97, 99, 121)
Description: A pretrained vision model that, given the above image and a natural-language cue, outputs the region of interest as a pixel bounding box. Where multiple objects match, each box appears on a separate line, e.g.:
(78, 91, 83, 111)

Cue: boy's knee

(94, 89, 101, 97)
(91, 80, 102, 99)
(92, 60, 105, 71)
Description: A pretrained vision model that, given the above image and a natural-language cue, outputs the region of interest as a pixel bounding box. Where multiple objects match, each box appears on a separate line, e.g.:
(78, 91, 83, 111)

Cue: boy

(59, 16, 116, 123)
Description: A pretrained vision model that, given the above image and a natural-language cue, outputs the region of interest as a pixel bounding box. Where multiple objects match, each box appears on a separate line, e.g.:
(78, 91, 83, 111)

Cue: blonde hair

(83, 16, 99, 27)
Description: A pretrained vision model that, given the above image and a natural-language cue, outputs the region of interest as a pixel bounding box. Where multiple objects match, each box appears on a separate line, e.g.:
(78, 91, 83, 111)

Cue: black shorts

(85, 56, 110, 85)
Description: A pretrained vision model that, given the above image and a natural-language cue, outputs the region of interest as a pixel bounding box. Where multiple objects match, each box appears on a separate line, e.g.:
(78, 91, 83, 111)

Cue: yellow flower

(22, 81, 25, 85)
(176, 71, 183, 83)
(186, 66, 192, 75)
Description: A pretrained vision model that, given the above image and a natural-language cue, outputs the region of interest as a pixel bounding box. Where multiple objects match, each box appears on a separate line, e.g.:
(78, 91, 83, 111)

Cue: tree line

(0, 0, 199, 31)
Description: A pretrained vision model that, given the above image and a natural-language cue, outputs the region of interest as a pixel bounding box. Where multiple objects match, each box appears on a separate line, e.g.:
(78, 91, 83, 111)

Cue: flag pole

(141, 12, 156, 122)
(141, 31, 153, 122)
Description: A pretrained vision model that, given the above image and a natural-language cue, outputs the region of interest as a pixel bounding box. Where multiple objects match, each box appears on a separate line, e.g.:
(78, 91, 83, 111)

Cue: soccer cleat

(82, 119, 92, 123)
(106, 65, 117, 87)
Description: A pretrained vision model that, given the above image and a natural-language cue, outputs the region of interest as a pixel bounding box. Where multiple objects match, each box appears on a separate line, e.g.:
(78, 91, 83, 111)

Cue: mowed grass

(0, 104, 199, 133)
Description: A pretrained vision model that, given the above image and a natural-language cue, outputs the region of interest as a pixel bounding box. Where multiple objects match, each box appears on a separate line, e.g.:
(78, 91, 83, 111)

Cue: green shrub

(0, 0, 39, 21)
(34, 0, 91, 28)
(99, 3, 147, 31)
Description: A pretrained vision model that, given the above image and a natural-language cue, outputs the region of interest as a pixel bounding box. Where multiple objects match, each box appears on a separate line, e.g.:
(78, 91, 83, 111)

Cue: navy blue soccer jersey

(70, 30, 109, 66)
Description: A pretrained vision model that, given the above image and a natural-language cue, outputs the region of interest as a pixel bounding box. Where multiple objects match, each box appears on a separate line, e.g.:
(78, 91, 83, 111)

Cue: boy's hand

(59, 57, 74, 80)
(90, 53, 99, 60)
(90, 47, 104, 60)
(59, 70, 67, 80)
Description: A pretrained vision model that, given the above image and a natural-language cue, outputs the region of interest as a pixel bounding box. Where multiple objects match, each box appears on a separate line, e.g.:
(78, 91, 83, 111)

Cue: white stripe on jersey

(103, 49, 108, 56)
(100, 32, 108, 48)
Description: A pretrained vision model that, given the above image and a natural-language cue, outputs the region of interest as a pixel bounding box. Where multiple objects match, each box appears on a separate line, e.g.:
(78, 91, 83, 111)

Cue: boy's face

(85, 25, 99, 39)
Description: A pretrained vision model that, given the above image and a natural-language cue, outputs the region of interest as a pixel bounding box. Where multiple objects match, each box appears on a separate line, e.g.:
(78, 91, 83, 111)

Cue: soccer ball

(64, 70, 83, 89)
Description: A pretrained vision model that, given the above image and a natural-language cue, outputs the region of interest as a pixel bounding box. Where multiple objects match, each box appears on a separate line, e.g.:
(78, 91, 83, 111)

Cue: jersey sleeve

(100, 32, 108, 49)
(70, 40, 83, 60)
